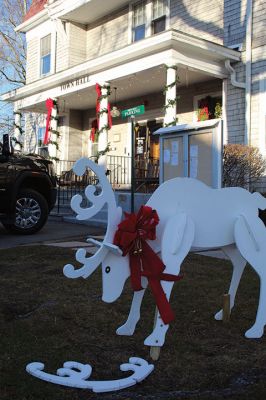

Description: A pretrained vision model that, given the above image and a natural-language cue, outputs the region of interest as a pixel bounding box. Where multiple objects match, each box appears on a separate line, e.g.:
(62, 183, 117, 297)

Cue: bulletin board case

(154, 120, 223, 189)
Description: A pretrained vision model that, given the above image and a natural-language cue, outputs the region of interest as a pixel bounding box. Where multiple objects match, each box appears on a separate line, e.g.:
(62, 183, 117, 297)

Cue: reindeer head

(63, 158, 130, 302)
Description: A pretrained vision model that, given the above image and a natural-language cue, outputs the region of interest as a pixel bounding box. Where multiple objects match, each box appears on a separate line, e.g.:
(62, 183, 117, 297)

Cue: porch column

(164, 65, 178, 127)
(98, 82, 110, 167)
(48, 99, 59, 160)
(13, 109, 23, 150)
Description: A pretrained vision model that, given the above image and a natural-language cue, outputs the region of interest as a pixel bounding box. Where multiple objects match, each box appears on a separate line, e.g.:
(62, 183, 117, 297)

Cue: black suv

(0, 134, 57, 234)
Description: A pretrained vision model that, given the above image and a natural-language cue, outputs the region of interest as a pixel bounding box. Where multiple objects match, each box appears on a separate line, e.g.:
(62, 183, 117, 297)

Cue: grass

(0, 245, 266, 399)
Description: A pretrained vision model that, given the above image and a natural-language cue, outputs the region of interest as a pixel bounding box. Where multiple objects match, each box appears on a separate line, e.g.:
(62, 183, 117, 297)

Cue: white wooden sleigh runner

(64, 158, 266, 347)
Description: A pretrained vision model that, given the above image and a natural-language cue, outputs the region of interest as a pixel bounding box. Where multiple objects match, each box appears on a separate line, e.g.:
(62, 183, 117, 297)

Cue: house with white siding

(2, 0, 266, 189)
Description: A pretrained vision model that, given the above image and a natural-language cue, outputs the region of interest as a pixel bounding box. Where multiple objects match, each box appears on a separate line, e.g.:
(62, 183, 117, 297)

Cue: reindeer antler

(63, 158, 122, 279)
(63, 247, 109, 279)
(71, 158, 117, 221)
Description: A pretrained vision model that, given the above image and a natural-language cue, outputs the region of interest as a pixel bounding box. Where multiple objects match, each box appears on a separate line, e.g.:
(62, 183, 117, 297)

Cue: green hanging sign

(121, 105, 145, 119)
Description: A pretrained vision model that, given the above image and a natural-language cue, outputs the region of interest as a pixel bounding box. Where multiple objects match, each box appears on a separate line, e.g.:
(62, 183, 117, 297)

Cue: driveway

(0, 217, 105, 249)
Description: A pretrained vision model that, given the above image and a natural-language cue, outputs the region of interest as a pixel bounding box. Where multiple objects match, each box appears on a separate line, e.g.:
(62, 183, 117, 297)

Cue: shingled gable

(24, 0, 48, 21)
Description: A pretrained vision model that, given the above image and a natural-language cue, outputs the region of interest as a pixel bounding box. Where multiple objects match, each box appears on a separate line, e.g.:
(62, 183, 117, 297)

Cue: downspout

(245, 0, 253, 146)
(225, 60, 246, 89)
(224, 0, 253, 146)
(224, 60, 246, 146)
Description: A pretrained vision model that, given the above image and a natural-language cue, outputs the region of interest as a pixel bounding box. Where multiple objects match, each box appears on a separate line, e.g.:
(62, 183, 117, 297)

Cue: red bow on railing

(114, 206, 182, 325)
(44, 98, 55, 145)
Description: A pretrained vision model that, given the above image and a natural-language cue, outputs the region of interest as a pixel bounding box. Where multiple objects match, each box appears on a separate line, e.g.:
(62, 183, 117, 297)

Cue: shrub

(223, 144, 266, 188)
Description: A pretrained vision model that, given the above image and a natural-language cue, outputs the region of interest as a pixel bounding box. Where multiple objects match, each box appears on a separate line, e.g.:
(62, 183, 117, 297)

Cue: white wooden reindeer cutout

(64, 158, 266, 347)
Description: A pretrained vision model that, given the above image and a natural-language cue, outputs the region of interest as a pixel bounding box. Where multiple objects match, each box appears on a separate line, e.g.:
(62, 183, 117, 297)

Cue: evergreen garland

(97, 108, 109, 117)
(13, 111, 24, 148)
(48, 156, 60, 162)
(11, 136, 23, 149)
(14, 123, 24, 135)
(164, 118, 179, 128)
(163, 64, 180, 127)
(97, 124, 110, 135)
(95, 143, 110, 163)
(48, 140, 60, 150)
(163, 97, 180, 111)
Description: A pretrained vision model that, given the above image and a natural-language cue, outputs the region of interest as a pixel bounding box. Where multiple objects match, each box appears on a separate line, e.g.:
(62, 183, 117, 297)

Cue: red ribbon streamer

(95, 83, 101, 129)
(44, 98, 55, 145)
(90, 119, 98, 143)
(114, 206, 182, 325)
(95, 83, 112, 135)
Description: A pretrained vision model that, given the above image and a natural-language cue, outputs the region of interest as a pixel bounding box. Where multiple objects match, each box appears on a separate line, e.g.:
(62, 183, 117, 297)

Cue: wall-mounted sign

(136, 138, 144, 155)
(60, 76, 90, 92)
(121, 105, 145, 119)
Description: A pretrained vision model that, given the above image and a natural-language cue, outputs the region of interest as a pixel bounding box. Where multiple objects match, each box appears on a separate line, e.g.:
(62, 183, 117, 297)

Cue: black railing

(107, 155, 131, 187)
(53, 156, 159, 213)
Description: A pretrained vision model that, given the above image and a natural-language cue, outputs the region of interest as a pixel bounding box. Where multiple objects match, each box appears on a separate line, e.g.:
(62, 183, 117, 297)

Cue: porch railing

(53, 155, 159, 213)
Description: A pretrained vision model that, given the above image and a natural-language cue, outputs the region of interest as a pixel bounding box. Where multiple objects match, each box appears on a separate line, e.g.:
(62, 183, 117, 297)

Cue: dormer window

(152, 0, 167, 34)
(133, 1, 146, 42)
(40, 34, 51, 76)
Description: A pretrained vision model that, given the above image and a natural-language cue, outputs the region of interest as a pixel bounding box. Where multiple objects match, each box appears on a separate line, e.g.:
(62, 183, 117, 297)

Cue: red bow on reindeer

(114, 206, 182, 325)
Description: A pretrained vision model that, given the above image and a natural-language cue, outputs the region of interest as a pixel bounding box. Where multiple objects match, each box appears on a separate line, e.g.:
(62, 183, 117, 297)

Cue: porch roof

(2, 29, 241, 111)
(47, 0, 131, 26)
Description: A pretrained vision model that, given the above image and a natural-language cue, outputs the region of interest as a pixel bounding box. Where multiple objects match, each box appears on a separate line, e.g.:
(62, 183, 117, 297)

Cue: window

(37, 127, 49, 157)
(133, 1, 146, 42)
(193, 92, 222, 122)
(152, 0, 167, 34)
(40, 34, 51, 76)
(131, 1, 168, 43)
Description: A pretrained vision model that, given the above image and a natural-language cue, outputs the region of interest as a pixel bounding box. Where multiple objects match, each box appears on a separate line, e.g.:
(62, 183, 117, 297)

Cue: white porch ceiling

(50, 66, 212, 112)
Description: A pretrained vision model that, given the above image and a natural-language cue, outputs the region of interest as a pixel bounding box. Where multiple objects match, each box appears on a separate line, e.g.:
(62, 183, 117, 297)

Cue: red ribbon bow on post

(95, 83, 112, 133)
(43, 98, 55, 145)
(114, 205, 182, 325)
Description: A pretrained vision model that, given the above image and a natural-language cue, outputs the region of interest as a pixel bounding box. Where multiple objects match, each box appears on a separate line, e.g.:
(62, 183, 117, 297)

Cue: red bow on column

(90, 119, 98, 143)
(44, 98, 55, 145)
(95, 83, 112, 131)
(114, 205, 182, 325)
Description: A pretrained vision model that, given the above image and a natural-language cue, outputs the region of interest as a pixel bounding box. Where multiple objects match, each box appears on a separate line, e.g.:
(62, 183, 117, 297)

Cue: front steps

(53, 191, 152, 227)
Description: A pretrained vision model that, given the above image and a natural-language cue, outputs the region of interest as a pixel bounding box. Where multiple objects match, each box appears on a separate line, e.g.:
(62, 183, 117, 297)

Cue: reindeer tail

(252, 192, 266, 210)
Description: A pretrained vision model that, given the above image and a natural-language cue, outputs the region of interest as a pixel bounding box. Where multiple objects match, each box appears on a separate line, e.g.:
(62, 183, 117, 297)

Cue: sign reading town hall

(60, 76, 90, 92)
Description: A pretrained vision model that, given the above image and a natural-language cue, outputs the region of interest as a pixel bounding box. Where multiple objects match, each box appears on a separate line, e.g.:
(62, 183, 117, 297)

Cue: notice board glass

(159, 120, 222, 188)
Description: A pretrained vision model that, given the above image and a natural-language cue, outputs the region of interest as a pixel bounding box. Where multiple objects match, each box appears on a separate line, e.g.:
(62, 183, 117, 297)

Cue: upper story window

(40, 34, 51, 76)
(133, 1, 146, 42)
(131, 0, 168, 43)
(152, 0, 167, 34)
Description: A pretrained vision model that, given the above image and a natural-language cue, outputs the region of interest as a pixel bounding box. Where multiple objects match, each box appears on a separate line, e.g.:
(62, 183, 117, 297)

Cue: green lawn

(0, 245, 266, 399)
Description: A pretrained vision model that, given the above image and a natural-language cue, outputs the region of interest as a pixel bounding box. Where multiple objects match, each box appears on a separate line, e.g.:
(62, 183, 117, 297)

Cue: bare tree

(0, 0, 31, 85)
(223, 144, 266, 189)
(0, 0, 31, 138)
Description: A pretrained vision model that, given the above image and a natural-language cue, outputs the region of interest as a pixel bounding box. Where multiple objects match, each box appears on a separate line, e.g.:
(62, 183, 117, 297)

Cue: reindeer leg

(234, 215, 266, 338)
(116, 278, 148, 336)
(144, 213, 195, 347)
(245, 277, 266, 338)
(215, 244, 246, 320)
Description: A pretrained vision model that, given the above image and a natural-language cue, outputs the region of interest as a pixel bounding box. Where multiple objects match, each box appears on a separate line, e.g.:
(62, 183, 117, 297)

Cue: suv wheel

(4, 189, 49, 234)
